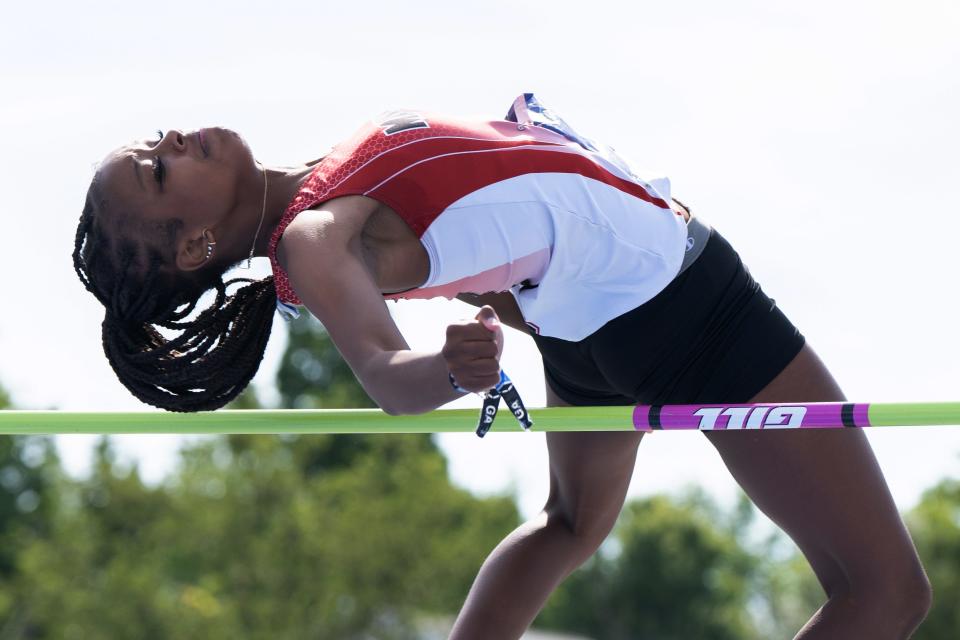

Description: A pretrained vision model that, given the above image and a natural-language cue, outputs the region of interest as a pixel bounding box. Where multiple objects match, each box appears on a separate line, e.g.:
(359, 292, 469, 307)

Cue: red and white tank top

(267, 97, 688, 341)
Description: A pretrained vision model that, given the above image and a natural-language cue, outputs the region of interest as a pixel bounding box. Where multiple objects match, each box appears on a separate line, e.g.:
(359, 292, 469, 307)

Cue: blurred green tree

(907, 477, 960, 639)
(748, 545, 822, 638)
(0, 382, 63, 636)
(212, 312, 515, 635)
(4, 430, 517, 639)
(276, 313, 376, 410)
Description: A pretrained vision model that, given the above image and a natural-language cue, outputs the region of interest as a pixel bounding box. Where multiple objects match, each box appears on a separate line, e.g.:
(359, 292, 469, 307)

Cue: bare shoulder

(276, 195, 379, 271)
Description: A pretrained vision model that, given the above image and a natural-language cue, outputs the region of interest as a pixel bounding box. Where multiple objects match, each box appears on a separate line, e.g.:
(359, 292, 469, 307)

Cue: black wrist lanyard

(475, 371, 534, 438)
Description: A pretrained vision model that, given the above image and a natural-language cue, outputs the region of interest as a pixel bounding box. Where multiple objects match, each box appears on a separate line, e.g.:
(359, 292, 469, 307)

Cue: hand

(442, 305, 504, 393)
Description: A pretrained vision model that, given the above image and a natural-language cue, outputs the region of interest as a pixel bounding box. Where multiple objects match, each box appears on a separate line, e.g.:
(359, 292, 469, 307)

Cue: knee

(887, 565, 933, 630)
(841, 559, 933, 631)
(544, 499, 620, 558)
(880, 557, 931, 624)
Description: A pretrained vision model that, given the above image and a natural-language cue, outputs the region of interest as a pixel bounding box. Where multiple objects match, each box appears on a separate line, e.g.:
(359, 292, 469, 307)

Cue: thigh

(703, 343, 920, 589)
(543, 382, 643, 538)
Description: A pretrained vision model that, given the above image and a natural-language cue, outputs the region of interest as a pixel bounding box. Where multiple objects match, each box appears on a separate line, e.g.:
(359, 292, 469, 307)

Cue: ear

(176, 227, 214, 272)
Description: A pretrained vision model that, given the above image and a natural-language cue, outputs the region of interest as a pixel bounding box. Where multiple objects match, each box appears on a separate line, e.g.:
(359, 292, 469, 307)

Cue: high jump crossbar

(0, 402, 959, 435)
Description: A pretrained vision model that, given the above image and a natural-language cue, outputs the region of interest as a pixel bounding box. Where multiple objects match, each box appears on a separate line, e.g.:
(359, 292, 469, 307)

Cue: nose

(160, 129, 186, 152)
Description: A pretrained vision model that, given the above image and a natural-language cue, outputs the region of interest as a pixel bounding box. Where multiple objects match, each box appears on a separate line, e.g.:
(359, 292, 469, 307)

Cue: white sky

(1, 0, 958, 520)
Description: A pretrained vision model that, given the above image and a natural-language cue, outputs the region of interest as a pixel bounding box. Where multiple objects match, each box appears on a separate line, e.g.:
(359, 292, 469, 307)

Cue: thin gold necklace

(240, 162, 268, 270)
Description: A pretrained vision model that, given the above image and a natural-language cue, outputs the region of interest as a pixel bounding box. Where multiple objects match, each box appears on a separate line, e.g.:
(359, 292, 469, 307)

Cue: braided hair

(72, 176, 279, 412)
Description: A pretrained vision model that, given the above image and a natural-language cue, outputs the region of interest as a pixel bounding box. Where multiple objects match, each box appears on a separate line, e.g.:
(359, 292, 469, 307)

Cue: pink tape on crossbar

(632, 403, 872, 431)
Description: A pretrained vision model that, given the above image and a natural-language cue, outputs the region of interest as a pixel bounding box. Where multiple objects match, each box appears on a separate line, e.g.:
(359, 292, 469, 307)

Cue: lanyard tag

(476, 389, 502, 438)
(473, 371, 533, 437)
(499, 381, 533, 430)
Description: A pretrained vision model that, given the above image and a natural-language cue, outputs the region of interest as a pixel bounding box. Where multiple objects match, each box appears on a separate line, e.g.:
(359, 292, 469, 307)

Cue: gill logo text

(693, 406, 808, 430)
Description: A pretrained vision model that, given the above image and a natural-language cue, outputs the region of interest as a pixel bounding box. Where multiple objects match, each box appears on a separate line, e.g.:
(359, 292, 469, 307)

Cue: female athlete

(73, 95, 930, 638)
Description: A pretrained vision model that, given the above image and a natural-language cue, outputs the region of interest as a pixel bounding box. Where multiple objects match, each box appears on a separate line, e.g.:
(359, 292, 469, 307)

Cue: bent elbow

(380, 402, 403, 417)
(379, 398, 429, 417)
(378, 397, 410, 417)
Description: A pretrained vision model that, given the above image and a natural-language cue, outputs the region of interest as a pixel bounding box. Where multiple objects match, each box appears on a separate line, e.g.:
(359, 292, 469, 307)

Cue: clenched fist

(442, 305, 504, 393)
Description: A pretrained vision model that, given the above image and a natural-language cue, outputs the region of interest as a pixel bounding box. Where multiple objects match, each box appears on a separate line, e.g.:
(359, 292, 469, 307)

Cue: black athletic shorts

(529, 227, 806, 406)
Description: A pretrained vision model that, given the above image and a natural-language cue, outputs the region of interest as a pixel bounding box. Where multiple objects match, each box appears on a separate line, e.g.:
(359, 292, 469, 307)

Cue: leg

(704, 344, 932, 639)
(448, 384, 643, 639)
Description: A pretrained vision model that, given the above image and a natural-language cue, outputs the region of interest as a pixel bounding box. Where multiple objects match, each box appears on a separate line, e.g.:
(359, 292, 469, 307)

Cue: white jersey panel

(423, 171, 688, 341)
(420, 199, 555, 292)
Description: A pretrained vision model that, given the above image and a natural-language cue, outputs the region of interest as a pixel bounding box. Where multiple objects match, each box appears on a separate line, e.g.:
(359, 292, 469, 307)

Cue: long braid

(73, 180, 279, 412)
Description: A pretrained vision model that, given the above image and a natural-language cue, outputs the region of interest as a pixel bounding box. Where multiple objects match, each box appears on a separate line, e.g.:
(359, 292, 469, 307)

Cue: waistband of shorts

(677, 213, 711, 276)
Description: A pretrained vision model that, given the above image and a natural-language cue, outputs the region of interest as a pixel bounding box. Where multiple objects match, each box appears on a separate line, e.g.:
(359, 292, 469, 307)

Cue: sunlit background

(1, 0, 958, 522)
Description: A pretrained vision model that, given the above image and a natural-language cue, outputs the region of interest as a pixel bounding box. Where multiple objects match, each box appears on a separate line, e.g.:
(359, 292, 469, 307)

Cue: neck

(250, 162, 318, 258)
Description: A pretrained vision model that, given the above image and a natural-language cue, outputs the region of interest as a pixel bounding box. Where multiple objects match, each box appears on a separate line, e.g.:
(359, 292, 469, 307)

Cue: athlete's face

(95, 128, 262, 268)
(97, 127, 257, 225)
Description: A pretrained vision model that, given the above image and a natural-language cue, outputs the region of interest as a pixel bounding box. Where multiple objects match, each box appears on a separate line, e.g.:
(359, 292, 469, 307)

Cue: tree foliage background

(1, 315, 959, 638)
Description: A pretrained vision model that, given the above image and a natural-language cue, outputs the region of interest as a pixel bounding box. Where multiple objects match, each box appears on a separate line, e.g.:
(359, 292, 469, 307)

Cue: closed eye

(152, 156, 165, 188)
(151, 129, 165, 188)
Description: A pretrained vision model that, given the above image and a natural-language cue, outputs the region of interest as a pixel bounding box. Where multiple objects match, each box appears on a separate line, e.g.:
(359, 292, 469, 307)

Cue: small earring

(203, 229, 216, 260)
